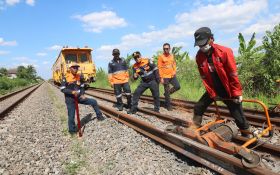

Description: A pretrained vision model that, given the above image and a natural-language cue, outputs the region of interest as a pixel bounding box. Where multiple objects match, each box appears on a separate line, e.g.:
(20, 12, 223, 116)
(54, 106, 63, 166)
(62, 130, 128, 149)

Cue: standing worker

(158, 43, 181, 111)
(192, 27, 252, 136)
(60, 63, 105, 135)
(108, 48, 132, 111)
(128, 51, 160, 114)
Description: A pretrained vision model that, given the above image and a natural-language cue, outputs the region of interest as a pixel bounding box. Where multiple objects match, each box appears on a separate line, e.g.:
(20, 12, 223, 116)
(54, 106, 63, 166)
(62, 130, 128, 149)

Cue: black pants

(193, 92, 249, 130)
(163, 76, 180, 108)
(131, 80, 160, 111)
(114, 82, 132, 107)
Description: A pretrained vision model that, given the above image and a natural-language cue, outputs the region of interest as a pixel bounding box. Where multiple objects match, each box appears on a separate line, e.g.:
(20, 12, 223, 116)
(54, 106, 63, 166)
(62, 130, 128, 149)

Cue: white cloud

(5, 0, 20, 6)
(18, 62, 38, 68)
(0, 50, 10, 55)
(10, 56, 38, 68)
(4, 0, 35, 6)
(148, 25, 156, 30)
(94, 0, 268, 61)
(47, 45, 62, 51)
(42, 61, 49, 65)
(25, 0, 35, 6)
(73, 11, 127, 33)
(242, 13, 280, 36)
(0, 37, 17, 46)
(36, 52, 47, 56)
(173, 42, 187, 48)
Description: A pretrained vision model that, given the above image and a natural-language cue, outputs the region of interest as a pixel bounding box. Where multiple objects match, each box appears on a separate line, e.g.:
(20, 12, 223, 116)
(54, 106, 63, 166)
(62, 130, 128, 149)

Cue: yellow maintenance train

(52, 46, 96, 84)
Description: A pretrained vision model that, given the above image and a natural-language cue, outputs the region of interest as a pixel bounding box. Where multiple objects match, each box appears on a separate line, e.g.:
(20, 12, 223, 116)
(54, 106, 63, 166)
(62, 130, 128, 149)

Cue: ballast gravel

(0, 83, 71, 175)
(48, 83, 214, 175)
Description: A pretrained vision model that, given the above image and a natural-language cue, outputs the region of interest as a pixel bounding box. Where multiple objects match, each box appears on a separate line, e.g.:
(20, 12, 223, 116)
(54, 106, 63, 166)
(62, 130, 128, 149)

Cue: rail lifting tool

(74, 95, 83, 137)
(166, 99, 273, 168)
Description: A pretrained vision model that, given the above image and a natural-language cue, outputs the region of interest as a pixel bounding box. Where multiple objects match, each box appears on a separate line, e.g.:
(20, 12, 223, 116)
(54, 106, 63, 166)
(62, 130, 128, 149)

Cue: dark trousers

(113, 82, 132, 107)
(163, 76, 180, 108)
(131, 80, 160, 111)
(193, 92, 249, 130)
(66, 97, 102, 133)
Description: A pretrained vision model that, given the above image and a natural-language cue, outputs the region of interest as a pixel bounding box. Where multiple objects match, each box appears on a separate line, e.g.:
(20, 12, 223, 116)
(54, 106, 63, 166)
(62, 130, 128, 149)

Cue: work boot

(240, 126, 258, 138)
(192, 115, 202, 126)
(127, 108, 137, 114)
(116, 97, 123, 111)
(153, 109, 160, 113)
(127, 95, 132, 109)
(117, 104, 124, 111)
(97, 114, 105, 121)
(166, 106, 172, 111)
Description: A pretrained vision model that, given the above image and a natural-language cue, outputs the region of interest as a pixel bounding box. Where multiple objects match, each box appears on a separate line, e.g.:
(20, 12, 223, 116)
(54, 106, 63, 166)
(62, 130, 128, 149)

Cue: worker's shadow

(80, 113, 95, 128)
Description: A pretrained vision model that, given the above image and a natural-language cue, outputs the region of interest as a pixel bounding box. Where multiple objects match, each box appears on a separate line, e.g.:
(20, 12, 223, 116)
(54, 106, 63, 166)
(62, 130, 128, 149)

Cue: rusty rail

(96, 98, 278, 175)
(51, 83, 279, 174)
(0, 83, 42, 118)
(85, 91, 280, 157)
(90, 87, 280, 130)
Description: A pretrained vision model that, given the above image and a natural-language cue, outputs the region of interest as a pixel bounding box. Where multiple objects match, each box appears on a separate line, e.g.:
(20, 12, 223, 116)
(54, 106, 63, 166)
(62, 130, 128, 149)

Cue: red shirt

(196, 43, 242, 98)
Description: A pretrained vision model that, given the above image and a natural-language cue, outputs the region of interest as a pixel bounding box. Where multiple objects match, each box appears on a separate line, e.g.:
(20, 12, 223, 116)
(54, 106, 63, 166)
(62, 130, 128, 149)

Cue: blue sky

(0, 0, 279, 79)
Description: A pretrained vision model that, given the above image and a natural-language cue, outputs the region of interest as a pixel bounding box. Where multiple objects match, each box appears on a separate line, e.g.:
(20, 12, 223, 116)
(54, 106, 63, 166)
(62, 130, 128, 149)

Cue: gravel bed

(49, 83, 214, 175)
(0, 82, 70, 175)
(87, 90, 280, 174)
(88, 91, 280, 147)
(0, 85, 39, 115)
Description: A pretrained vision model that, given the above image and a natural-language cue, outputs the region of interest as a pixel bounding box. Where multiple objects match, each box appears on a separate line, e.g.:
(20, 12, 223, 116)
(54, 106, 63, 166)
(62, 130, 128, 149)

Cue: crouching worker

(108, 48, 132, 111)
(128, 51, 160, 114)
(60, 63, 105, 135)
(192, 27, 252, 137)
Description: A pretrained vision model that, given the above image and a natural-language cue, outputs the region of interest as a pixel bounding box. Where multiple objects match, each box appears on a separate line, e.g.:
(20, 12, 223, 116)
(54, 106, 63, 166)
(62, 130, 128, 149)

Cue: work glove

(233, 96, 242, 104)
(72, 90, 80, 96)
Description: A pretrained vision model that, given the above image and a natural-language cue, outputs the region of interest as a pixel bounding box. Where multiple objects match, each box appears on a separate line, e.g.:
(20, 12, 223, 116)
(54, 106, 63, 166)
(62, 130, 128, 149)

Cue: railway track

(90, 87, 280, 130)
(51, 83, 280, 174)
(0, 83, 42, 118)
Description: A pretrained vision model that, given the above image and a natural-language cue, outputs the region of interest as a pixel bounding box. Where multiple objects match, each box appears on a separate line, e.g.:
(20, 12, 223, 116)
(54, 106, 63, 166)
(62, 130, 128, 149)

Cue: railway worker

(158, 43, 181, 111)
(127, 51, 160, 114)
(60, 63, 105, 135)
(108, 48, 132, 111)
(192, 27, 252, 136)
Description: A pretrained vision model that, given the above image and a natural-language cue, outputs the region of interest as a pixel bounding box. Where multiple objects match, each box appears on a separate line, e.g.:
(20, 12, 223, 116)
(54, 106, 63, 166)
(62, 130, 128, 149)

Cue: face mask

(200, 44, 211, 53)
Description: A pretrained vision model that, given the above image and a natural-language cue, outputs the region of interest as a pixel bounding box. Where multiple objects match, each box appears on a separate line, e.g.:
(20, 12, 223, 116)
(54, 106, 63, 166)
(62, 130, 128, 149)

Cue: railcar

(52, 46, 96, 84)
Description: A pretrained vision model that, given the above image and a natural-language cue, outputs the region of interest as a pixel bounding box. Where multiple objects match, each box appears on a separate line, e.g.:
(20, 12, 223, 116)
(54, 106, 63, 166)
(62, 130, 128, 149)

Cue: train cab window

(79, 53, 89, 63)
(65, 54, 77, 63)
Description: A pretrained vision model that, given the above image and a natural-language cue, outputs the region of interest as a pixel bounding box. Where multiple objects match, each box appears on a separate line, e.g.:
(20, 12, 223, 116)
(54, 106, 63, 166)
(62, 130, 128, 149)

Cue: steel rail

(91, 87, 279, 117)
(90, 87, 280, 130)
(97, 99, 278, 175)
(0, 83, 42, 118)
(0, 84, 38, 101)
(85, 91, 280, 157)
(51, 83, 279, 174)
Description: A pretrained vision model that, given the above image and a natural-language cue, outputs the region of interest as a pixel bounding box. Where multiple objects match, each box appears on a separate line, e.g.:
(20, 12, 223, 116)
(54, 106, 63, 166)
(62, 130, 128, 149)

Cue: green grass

(47, 84, 88, 174)
(90, 75, 279, 110)
(0, 77, 37, 95)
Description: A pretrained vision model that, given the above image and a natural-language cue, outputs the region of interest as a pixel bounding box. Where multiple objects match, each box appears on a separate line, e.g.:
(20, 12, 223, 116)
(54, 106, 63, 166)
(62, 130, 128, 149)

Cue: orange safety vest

(157, 54, 176, 78)
(108, 58, 129, 85)
(66, 72, 81, 84)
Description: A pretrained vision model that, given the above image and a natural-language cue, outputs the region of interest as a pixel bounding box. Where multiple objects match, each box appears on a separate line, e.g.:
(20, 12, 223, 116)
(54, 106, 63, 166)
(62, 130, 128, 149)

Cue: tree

(16, 65, 37, 80)
(237, 24, 280, 96)
(0, 67, 8, 76)
(262, 23, 280, 90)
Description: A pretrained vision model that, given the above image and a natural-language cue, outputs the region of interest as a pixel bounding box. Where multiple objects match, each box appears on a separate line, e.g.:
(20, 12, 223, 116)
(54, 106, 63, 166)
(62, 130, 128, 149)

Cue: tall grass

(0, 77, 37, 95)
(91, 67, 279, 110)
